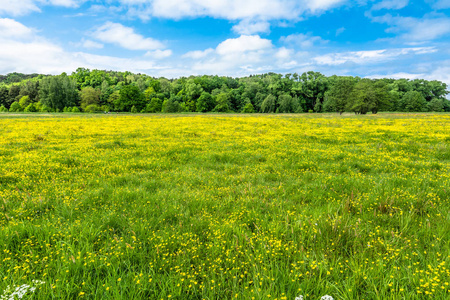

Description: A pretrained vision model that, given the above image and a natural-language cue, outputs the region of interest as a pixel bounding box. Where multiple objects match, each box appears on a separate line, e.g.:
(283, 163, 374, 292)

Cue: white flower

(1, 280, 45, 300)
(295, 296, 304, 300)
(321, 296, 334, 300)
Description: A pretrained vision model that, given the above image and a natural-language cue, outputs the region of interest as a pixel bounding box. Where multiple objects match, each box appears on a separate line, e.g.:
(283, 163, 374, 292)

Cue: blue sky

(0, 0, 449, 84)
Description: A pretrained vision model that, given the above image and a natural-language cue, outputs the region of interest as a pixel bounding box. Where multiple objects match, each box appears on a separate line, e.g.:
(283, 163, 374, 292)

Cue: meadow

(0, 113, 449, 299)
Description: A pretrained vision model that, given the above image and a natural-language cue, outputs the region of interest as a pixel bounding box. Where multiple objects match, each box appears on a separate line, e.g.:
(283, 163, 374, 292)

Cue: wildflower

(295, 296, 303, 300)
(321, 296, 334, 300)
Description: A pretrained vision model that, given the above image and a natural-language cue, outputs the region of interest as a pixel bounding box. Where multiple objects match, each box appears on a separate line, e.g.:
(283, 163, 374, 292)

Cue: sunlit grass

(0, 113, 449, 299)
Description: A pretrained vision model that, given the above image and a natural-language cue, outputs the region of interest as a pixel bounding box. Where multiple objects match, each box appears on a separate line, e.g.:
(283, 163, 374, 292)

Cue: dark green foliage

(346, 79, 376, 114)
(146, 97, 163, 113)
(196, 92, 215, 112)
(0, 69, 448, 114)
(115, 85, 145, 112)
(162, 98, 180, 113)
(277, 94, 297, 113)
(39, 73, 78, 110)
(427, 98, 445, 112)
(401, 91, 427, 112)
(323, 76, 355, 114)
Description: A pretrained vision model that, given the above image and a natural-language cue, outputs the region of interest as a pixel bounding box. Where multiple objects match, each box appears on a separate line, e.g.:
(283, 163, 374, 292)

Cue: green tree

(39, 74, 78, 110)
(213, 93, 230, 112)
(9, 102, 22, 112)
(277, 94, 297, 113)
(260, 94, 276, 113)
(241, 100, 255, 113)
(19, 96, 31, 109)
(427, 98, 444, 112)
(323, 76, 355, 114)
(196, 92, 215, 112)
(146, 97, 163, 113)
(346, 79, 376, 114)
(401, 91, 427, 112)
(24, 103, 37, 112)
(115, 85, 145, 112)
(162, 98, 180, 113)
(372, 80, 390, 114)
(80, 87, 101, 110)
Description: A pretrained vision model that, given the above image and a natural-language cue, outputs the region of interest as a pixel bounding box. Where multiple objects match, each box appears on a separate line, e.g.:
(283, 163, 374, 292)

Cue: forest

(0, 68, 449, 114)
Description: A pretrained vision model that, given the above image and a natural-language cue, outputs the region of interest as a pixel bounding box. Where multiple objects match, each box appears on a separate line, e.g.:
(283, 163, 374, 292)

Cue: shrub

(84, 104, 102, 113)
(72, 107, 81, 113)
(308, 109, 314, 113)
(24, 103, 37, 112)
(131, 105, 138, 113)
(9, 102, 22, 112)
(0, 105, 8, 112)
(241, 102, 255, 113)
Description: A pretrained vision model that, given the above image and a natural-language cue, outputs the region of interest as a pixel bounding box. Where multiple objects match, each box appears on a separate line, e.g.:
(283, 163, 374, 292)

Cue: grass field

(0, 113, 449, 299)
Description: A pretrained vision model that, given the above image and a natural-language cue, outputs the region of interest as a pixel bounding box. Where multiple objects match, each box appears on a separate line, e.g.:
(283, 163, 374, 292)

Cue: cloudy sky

(0, 0, 449, 83)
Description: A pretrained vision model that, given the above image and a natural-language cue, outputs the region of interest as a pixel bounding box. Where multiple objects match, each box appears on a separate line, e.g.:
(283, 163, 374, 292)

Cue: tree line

(0, 68, 448, 114)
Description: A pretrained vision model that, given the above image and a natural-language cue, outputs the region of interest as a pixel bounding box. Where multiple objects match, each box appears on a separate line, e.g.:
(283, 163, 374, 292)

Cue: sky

(0, 0, 449, 84)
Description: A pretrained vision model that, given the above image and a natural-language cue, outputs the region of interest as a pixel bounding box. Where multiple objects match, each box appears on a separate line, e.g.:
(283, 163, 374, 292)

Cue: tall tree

(323, 76, 355, 114)
(39, 74, 78, 110)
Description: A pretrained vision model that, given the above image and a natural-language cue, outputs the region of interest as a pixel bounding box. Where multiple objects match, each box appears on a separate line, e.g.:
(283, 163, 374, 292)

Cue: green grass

(0, 113, 449, 299)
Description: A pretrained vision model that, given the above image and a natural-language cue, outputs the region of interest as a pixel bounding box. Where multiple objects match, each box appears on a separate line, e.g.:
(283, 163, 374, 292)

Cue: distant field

(0, 113, 449, 299)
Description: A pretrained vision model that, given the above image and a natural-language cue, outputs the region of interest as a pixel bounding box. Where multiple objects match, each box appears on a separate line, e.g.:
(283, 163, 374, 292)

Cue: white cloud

(313, 47, 437, 65)
(121, 0, 347, 21)
(92, 22, 165, 50)
(216, 35, 273, 55)
(370, 14, 450, 43)
(232, 19, 271, 35)
(281, 33, 327, 48)
(144, 49, 172, 59)
(82, 39, 103, 49)
(0, 0, 83, 16)
(0, 18, 170, 75)
(371, 0, 409, 10)
(182, 48, 214, 59)
(0, 18, 33, 38)
(0, 0, 40, 16)
(275, 47, 294, 60)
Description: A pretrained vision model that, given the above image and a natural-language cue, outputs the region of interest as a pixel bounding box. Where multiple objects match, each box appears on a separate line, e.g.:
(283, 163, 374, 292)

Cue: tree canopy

(0, 69, 448, 114)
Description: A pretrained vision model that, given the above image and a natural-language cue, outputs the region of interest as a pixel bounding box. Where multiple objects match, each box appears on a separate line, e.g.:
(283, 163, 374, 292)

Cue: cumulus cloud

(313, 47, 437, 65)
(0, 18, 170, 75)
(232, 19, 271, 35)
(0, 0, 40, 16)
(121, 0, 347, 21)
(92, 22, 165, 50)
(0, 0, 83, 16)
(0, 18, 33, 38)
(216, 35, 273, 55)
